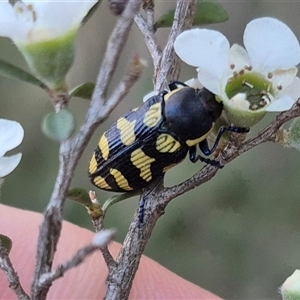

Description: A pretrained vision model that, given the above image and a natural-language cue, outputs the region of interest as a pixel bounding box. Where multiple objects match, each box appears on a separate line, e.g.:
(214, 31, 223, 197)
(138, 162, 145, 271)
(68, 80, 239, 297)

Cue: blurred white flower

(0, 119, 24, 177)
(174, 17, 300, 126)
(280, 269, 300, 300)
(0, 0, 97, 89)
(0, 1, 97, 43)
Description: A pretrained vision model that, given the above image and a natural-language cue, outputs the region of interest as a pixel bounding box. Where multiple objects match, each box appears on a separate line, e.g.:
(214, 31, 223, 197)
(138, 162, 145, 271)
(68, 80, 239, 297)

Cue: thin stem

(0, 243, 30, 300)
(37, 229, 115, 288)
(31, 1, 143, 299)
(134, 12, 162, 67)
(90, 216, 117, 269)
(155, 0, 197, 90)
(92, 0, 143, 103)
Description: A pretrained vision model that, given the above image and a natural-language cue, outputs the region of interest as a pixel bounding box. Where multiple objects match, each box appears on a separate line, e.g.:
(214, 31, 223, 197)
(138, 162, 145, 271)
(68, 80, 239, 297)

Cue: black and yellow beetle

(89, 81, 248, 192)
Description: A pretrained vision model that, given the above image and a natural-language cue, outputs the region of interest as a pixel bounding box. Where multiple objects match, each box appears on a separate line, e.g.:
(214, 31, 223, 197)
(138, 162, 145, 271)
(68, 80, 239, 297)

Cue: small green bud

(17, 29, 77, 90)
(42, 109, 75, 142)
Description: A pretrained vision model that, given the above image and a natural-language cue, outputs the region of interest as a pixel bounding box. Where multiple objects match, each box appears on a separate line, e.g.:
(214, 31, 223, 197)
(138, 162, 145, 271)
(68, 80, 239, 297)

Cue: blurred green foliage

(1, 1, 300, 299)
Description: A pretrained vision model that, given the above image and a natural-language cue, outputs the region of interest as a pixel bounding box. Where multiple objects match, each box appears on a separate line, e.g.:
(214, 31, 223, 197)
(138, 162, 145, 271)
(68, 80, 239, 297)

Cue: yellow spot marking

(131, 107, 139, 112)
(164, 87, 184, 101)
(131, 149, 155, 182)
(110, 168, 133, 190)
(185, 125, 214, 147)
(156, 134, 181, 153)
(98, 134, 109, 160)
(117, 118, 136, 146)
(93, 176, 112, 190)
(89, 154, 98, 174)
(143, 103, 161, 128)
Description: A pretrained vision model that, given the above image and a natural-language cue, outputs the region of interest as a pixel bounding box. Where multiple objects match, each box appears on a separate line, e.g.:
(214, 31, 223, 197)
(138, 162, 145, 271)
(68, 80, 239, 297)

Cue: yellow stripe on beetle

(143, 103, 162, 128)
(156, 133, 181, 153)
(131, 149, 155, 182)
(89, 154, 98, 174)
(185, 125, 214, 147)
(117, 118, 136, 146)
(93, 175, 112, 190)
(110, 168, 133, 190)
(98, 134, 110, 160)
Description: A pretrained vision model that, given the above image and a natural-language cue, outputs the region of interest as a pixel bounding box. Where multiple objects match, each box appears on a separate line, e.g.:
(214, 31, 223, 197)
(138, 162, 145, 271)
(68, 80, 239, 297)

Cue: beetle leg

(200, 126, 249, 156)
(189, 144, 223, 168)
(168, 81, 188, 91)
(138, 197, 145, 227)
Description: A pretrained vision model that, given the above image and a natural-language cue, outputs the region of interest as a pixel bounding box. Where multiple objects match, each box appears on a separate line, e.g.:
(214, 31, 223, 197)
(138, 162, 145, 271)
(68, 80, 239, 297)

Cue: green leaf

(68, 188, 92, 206)
(193, 1, 228, 26)
(154, 0, 228, 29)
(0, 234, 12, 254)
(102, 191, 140, 213)
(41, 109, 75, 142)
(0, 58, 46, 89)
(69, 82, 95, 100)
(68, 188, 103, 219)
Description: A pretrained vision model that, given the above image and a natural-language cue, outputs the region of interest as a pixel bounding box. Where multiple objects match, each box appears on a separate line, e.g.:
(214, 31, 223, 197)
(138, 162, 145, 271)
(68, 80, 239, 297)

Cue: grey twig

(135, 0, 197, 89)
(31, 1, 143, 299)
(87, 191, 116, 268)
(134, 12, 162, 67)
(0, 243, 30, 300)
(37, 229, 116, 288)
(155, 0, 197, 90)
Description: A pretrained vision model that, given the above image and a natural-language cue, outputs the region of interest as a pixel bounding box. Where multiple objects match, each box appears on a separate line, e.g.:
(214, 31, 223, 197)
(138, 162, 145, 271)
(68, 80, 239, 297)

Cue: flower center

(225, 72, 275, 111)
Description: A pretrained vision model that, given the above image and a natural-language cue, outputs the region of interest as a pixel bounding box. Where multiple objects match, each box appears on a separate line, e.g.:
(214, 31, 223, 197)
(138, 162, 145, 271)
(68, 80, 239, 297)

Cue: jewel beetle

(89, 81, 248, 192)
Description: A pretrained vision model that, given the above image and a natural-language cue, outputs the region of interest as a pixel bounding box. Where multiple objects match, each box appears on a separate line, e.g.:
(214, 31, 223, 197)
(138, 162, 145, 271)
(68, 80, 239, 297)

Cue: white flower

(174, 17, 300, 126)
(0, 1, 97, 44)
(0, 119, 24, 177)
(280, 270, 300, 300)
(0, 0, 97, 89)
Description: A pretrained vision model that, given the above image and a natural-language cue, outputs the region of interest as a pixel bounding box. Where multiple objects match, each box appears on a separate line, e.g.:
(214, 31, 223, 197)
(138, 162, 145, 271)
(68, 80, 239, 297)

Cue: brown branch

(31, 1, 143, 299)
(0, 243, 30, 300)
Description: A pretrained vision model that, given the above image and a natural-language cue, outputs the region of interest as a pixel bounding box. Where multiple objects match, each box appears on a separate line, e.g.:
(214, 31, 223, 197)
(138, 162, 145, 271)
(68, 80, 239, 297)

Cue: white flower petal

(265, 96, 295, 112)
(281, 270, 300, 295)
(228, 93, 250, 111)
(0, 3, 30, 40)
(0, 153, 22, 177)
(277, 76, 300, 101)
(184, 78, 203, 89)
(229, 44, 251, 71)
(175, 28, 230, 79)
(244, 17, 300, 73)
(28, 1, 97, 35)
(270, 68, 298, 92)
(0, 1, 97, 42)
(197, 67, 223, 95)
(0, 119, 24, 158)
